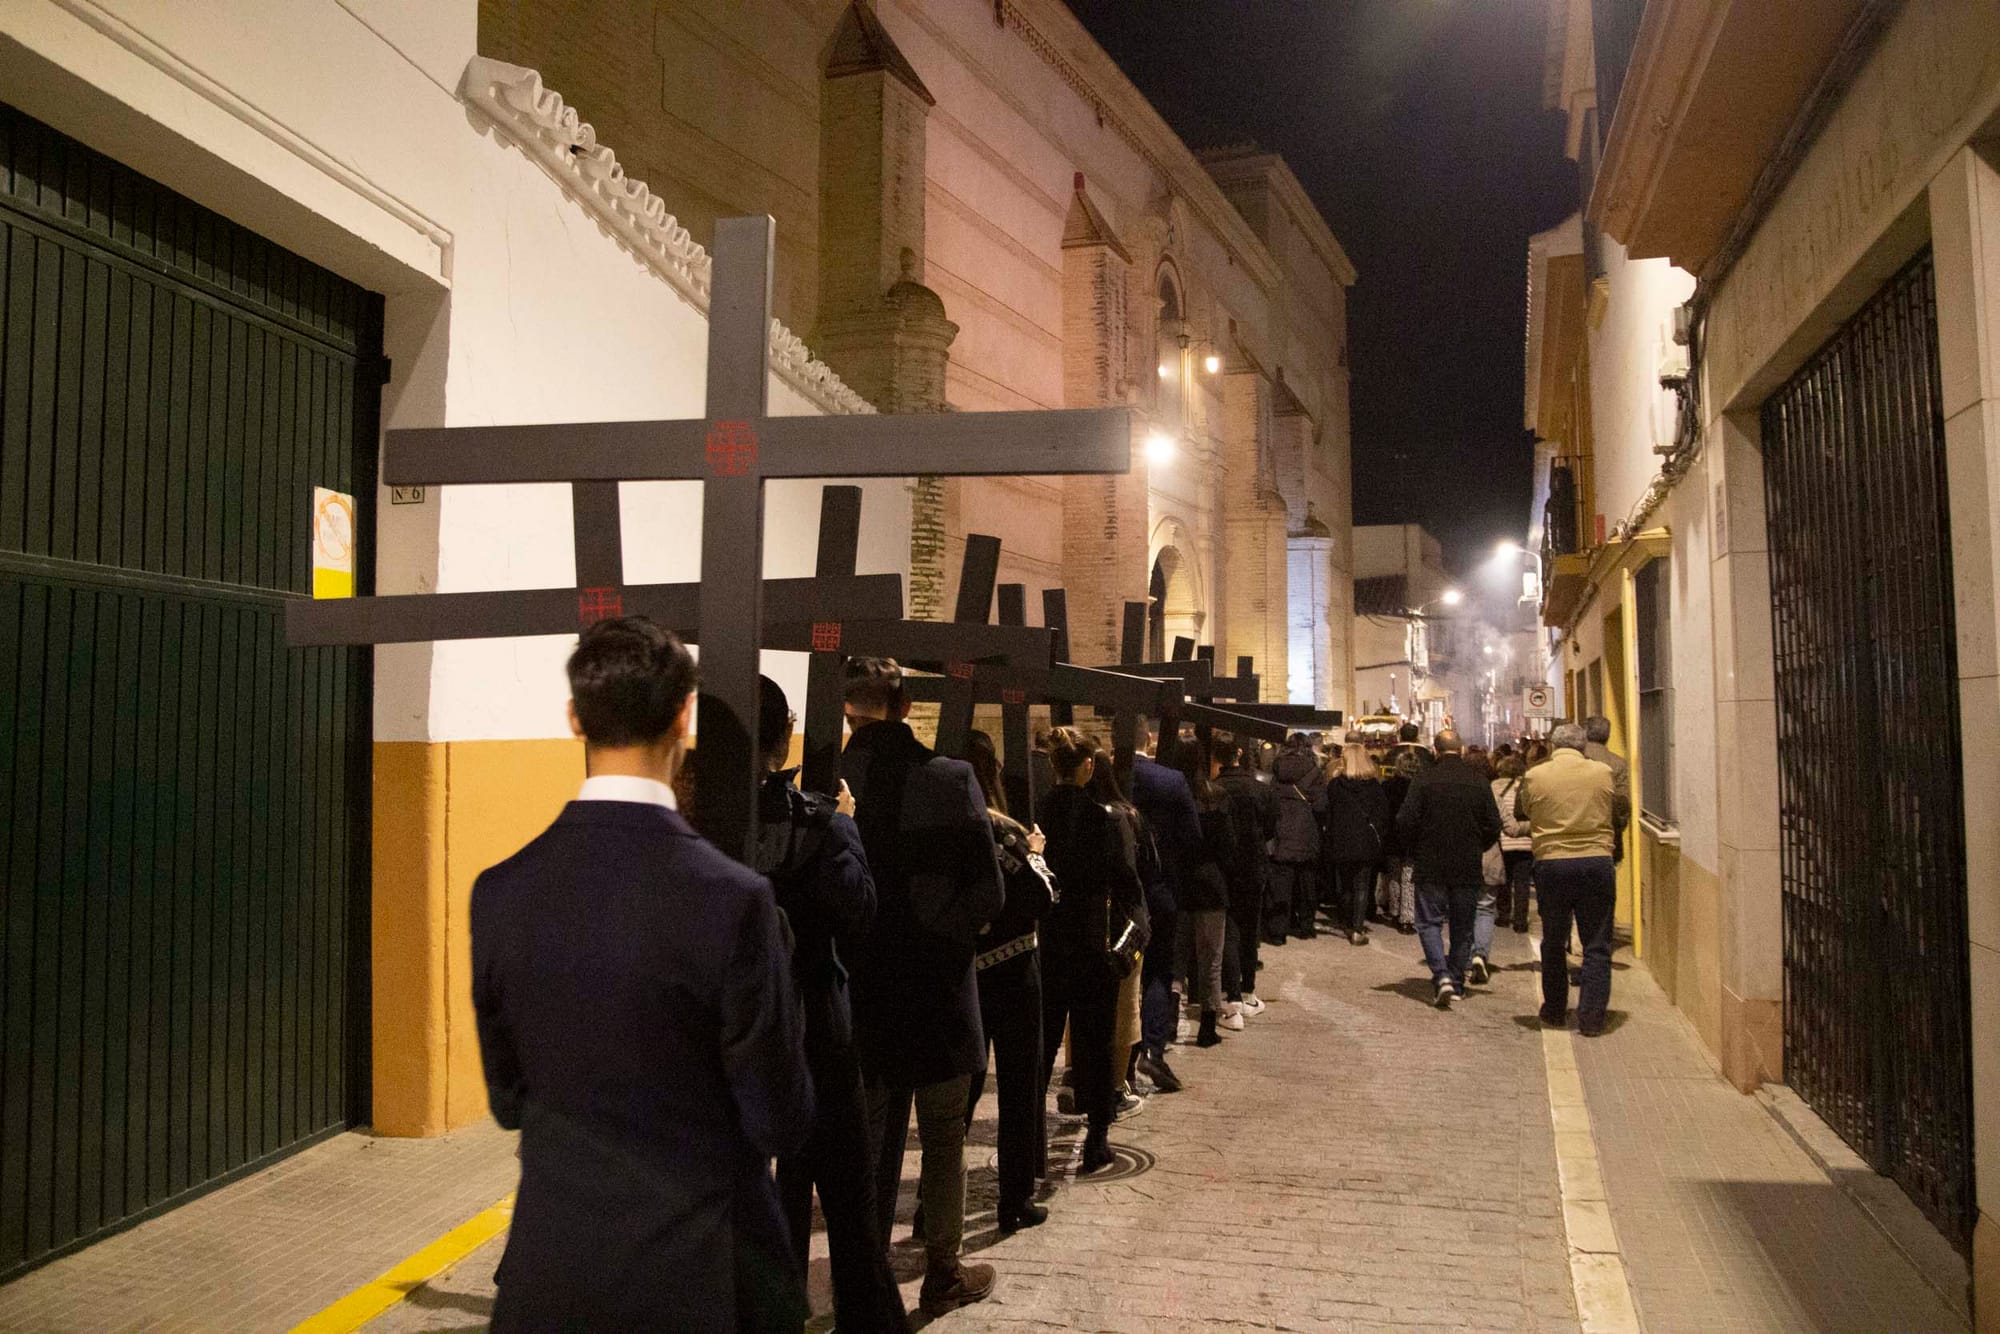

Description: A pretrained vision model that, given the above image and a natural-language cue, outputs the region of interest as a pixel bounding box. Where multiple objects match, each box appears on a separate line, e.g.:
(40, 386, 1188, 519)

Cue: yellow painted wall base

(371, 738, 584, 1136)
(1976, 1211, 2000, 1334)
(1720, 985, 1782, 1094)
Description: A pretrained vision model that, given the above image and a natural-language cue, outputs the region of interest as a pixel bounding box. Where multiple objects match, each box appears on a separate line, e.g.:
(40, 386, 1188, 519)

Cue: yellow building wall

(371, 738, 585, 1136)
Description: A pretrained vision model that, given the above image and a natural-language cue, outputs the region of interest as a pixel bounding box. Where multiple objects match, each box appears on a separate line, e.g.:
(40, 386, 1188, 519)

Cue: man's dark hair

(843, 656, 906, 714)
(1398, 721, 1421, 743)
(1212, 737, 1245, 768)
(1584, 714, 1612, 745)
(757, 674, 794, 762)
(566, 617, 696, 748)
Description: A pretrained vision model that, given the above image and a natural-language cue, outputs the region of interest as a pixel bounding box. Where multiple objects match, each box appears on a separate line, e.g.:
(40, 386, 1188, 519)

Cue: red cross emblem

(947, 661, 975, 680)
(577, 586, 623, 625)
(706, 420, 759, 476)
(1002, 688, 1027, 706)
(811, 621, 843, 652)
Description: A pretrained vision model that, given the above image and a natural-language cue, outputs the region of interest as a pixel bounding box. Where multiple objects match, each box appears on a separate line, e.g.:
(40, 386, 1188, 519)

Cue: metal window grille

(1762, 248, 1973, 1249)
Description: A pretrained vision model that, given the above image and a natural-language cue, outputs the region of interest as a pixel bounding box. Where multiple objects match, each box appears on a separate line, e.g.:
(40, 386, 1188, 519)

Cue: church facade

(481, 0, 1359, 704)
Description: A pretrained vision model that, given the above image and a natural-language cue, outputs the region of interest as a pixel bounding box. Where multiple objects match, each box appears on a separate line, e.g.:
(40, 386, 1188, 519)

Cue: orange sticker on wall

(312, 487, 355, 599)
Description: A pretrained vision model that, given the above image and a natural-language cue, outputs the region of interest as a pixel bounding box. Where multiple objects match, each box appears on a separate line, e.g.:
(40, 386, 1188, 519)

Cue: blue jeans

(1534, 857, 1617, 1024)
(1473, 887, 1498, 960)
(1415, 882, 1481, 988)
(1140, 891, 1177, 1057)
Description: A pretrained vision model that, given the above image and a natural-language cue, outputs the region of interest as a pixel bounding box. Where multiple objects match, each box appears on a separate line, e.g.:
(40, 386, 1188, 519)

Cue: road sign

(1524, 685, 1555, 719)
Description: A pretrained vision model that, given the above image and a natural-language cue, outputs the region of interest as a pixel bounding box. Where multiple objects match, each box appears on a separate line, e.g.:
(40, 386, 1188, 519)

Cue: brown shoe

(920, 1261, 996, 1316)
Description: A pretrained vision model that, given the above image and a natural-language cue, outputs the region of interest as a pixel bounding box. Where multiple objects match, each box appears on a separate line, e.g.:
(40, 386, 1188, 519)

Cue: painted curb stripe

(287, 1195, 514, 1334)
(1526, 934, 1642, 1333)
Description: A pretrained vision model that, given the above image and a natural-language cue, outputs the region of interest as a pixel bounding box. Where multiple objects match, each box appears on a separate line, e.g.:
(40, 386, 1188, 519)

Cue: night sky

(1067, 1, 1577, 572)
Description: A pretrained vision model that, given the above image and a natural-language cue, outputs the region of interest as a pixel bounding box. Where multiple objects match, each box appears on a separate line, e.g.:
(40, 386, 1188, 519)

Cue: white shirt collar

(576, 774, 679, 811)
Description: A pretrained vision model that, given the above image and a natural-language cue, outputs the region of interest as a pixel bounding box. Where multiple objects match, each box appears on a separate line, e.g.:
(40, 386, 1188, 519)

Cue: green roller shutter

(0, 100, 380, 1277)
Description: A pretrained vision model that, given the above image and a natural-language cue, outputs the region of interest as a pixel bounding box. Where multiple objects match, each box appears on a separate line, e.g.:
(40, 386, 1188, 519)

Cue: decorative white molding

(460, 57, 875, 416)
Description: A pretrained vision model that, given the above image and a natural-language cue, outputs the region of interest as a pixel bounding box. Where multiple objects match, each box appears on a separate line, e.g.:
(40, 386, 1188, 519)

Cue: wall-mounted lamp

(1203, 353, 1222, 374)
(1145, 431, 1177, 464)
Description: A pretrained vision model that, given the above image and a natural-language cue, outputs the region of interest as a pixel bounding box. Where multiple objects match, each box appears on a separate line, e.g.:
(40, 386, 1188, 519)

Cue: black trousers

(965, 951, 1044, 1212)
(1330, 859, 1376, 933)
(1535, 857, 1617, 1024)
(1042, 946, 1118, 1130)
(1228, 874, 1262, 995)
(776, 1039, 910, 1332)
(1267, 860, 1318, 938)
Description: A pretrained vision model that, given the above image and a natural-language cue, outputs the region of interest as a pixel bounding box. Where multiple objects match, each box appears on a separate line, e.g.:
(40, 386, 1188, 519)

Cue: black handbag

(1105, 907, 1142, 978)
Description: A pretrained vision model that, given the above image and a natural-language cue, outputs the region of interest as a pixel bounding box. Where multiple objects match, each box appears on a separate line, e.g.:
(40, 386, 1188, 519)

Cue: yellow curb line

(1526, 934, 1641, 1334)
(287, 1195, 514, 1334)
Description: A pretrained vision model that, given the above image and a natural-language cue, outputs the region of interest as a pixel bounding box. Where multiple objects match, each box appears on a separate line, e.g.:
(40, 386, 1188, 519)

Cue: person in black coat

(1036, 727, 1142, 1174)
(753, 677, 912, 1333)
(1394, 729, 1503, 1008)
(1168, 737, 1235, 1046)
(1268, 736, 1324, 941)
(1214, 740, 1276, 1011)
(839, 659, 1005, 1318)
(962, 730, 1056, 1232)
(1323, 741, 1392, 945)
(1128, 744, 1203, 1093)
(470, 618, 812, 1333)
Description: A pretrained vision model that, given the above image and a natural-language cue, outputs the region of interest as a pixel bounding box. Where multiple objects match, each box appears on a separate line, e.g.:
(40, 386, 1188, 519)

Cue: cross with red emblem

(286, 216, 1130, 859)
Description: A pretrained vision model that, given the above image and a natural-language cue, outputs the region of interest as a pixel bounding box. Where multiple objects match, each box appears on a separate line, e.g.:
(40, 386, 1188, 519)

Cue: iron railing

(1763, 249, 1973, 1249)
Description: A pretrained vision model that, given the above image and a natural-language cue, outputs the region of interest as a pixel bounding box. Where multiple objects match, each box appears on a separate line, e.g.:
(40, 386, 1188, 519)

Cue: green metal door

(0, 102, 380, 1277)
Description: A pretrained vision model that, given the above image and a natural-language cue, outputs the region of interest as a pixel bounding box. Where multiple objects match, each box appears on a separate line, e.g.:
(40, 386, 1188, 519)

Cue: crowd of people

(465, 618, 1629, 1330)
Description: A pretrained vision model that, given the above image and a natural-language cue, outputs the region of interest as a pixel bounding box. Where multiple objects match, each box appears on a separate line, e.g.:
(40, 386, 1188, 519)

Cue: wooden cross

(286, 215, 1130, 858)
(1117, 604, 1342, 734)
(793, 529, 1056, 793)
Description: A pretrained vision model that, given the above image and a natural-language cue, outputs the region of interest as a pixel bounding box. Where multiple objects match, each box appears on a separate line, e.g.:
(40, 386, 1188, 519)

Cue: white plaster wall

(0, 0, 908, 745)
(1588, 242, 1696, 530)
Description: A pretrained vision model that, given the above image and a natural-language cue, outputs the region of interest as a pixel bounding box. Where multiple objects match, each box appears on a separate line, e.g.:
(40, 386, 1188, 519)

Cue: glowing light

(1441, 588, 1464, 607)
(1157, 363, 1172, 379)
(1204, 354, 1222, 374)
(1496, 539, 1524, 558)
(1145, 432, 1176, 464)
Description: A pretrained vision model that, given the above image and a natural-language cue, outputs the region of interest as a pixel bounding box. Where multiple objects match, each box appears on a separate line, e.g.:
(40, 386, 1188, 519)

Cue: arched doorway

(1147, 544, 1201, 660)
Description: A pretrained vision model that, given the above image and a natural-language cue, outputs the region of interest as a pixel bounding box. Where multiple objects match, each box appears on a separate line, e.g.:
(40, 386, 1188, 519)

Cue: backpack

(750, 784, 837, 899)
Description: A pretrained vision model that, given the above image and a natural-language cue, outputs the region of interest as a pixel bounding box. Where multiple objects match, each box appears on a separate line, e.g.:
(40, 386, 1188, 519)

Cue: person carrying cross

(469, 618, 812, 1332)
(840, 658, 1006, 1317)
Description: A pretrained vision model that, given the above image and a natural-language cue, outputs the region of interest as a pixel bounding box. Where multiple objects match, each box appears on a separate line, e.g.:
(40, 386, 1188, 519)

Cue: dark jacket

(1270, 746, 1323, 863)
(1379, 770, 1413, 858)
(754, 770, 874, 1052)
(842, 720, 1005, 1087)
(1036, 785, 1144, 963)
(1324, 774, 1391, 865)
(471, 800, 811, 1333)
(1394, 753, 1504, 886)
(1215, 766, 1275, 875)
(1130, 755, 1203, 915)
(979, 809, 1056, 957)
(1181, 779, 1235, 911)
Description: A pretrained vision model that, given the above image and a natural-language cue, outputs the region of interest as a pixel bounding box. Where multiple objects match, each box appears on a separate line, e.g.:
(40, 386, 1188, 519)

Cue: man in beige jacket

(1515, 723, 1617, 1035)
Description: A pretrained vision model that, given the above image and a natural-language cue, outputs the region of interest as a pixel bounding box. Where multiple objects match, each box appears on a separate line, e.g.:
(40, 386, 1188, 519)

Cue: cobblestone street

(0, 922, 1969, 1332)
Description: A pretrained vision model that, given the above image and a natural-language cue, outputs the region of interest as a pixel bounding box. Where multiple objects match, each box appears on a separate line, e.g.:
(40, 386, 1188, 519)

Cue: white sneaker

(1219, 1009, 1246, 1031)
(1433, 979, 1456, 1009)
(1239, 994, 1267, 1016)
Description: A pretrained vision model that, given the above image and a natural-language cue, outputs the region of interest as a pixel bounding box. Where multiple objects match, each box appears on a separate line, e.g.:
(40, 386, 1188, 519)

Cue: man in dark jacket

(471, 618, 812, 1332)
(1130, 740, 1204, 1093)
(1215, 740, 1276, 1010)
(840, 658, 1005, 1318)
(1394, 729, 1503, 1008)
(754, 677, 911, 1333)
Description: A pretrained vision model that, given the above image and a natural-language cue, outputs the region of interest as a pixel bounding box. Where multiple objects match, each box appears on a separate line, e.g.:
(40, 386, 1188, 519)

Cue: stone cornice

(459, 57, 875, 416)
(1200, 148, 1356, 287)
(995, 0, 1281, 294)
(1588, 0, 1728, 259)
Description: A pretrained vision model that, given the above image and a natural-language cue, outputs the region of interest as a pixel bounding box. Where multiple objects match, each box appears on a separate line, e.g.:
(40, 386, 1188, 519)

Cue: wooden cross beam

(287, 215, 1130, 858)
(793, 532, 1053, 793)
(1192, 644, 1261, 703)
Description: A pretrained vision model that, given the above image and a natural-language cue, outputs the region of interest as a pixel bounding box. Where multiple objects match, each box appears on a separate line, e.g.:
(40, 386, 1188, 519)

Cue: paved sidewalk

(0, 1119, 519, 1332)
(1570, 944, 1967, 1333)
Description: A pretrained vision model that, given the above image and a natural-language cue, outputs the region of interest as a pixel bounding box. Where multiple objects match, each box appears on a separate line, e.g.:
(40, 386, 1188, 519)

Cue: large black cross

(286, 215, 1129, 858)
(1114, 604, 1343, 734)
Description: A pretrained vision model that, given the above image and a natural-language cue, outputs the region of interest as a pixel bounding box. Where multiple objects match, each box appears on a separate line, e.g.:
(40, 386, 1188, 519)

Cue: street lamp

(1412, 588, 1462, 616)
(1495, 539, 1544, 603)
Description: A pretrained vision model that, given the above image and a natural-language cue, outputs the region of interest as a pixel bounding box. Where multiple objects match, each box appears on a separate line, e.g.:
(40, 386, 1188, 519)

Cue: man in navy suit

(1130, 738, 1203, 1094)
(470, 617, 813, 1332)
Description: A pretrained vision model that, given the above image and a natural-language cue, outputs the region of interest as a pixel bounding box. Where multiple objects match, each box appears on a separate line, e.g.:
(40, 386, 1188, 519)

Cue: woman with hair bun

(1034, 727, 1143, 1173)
